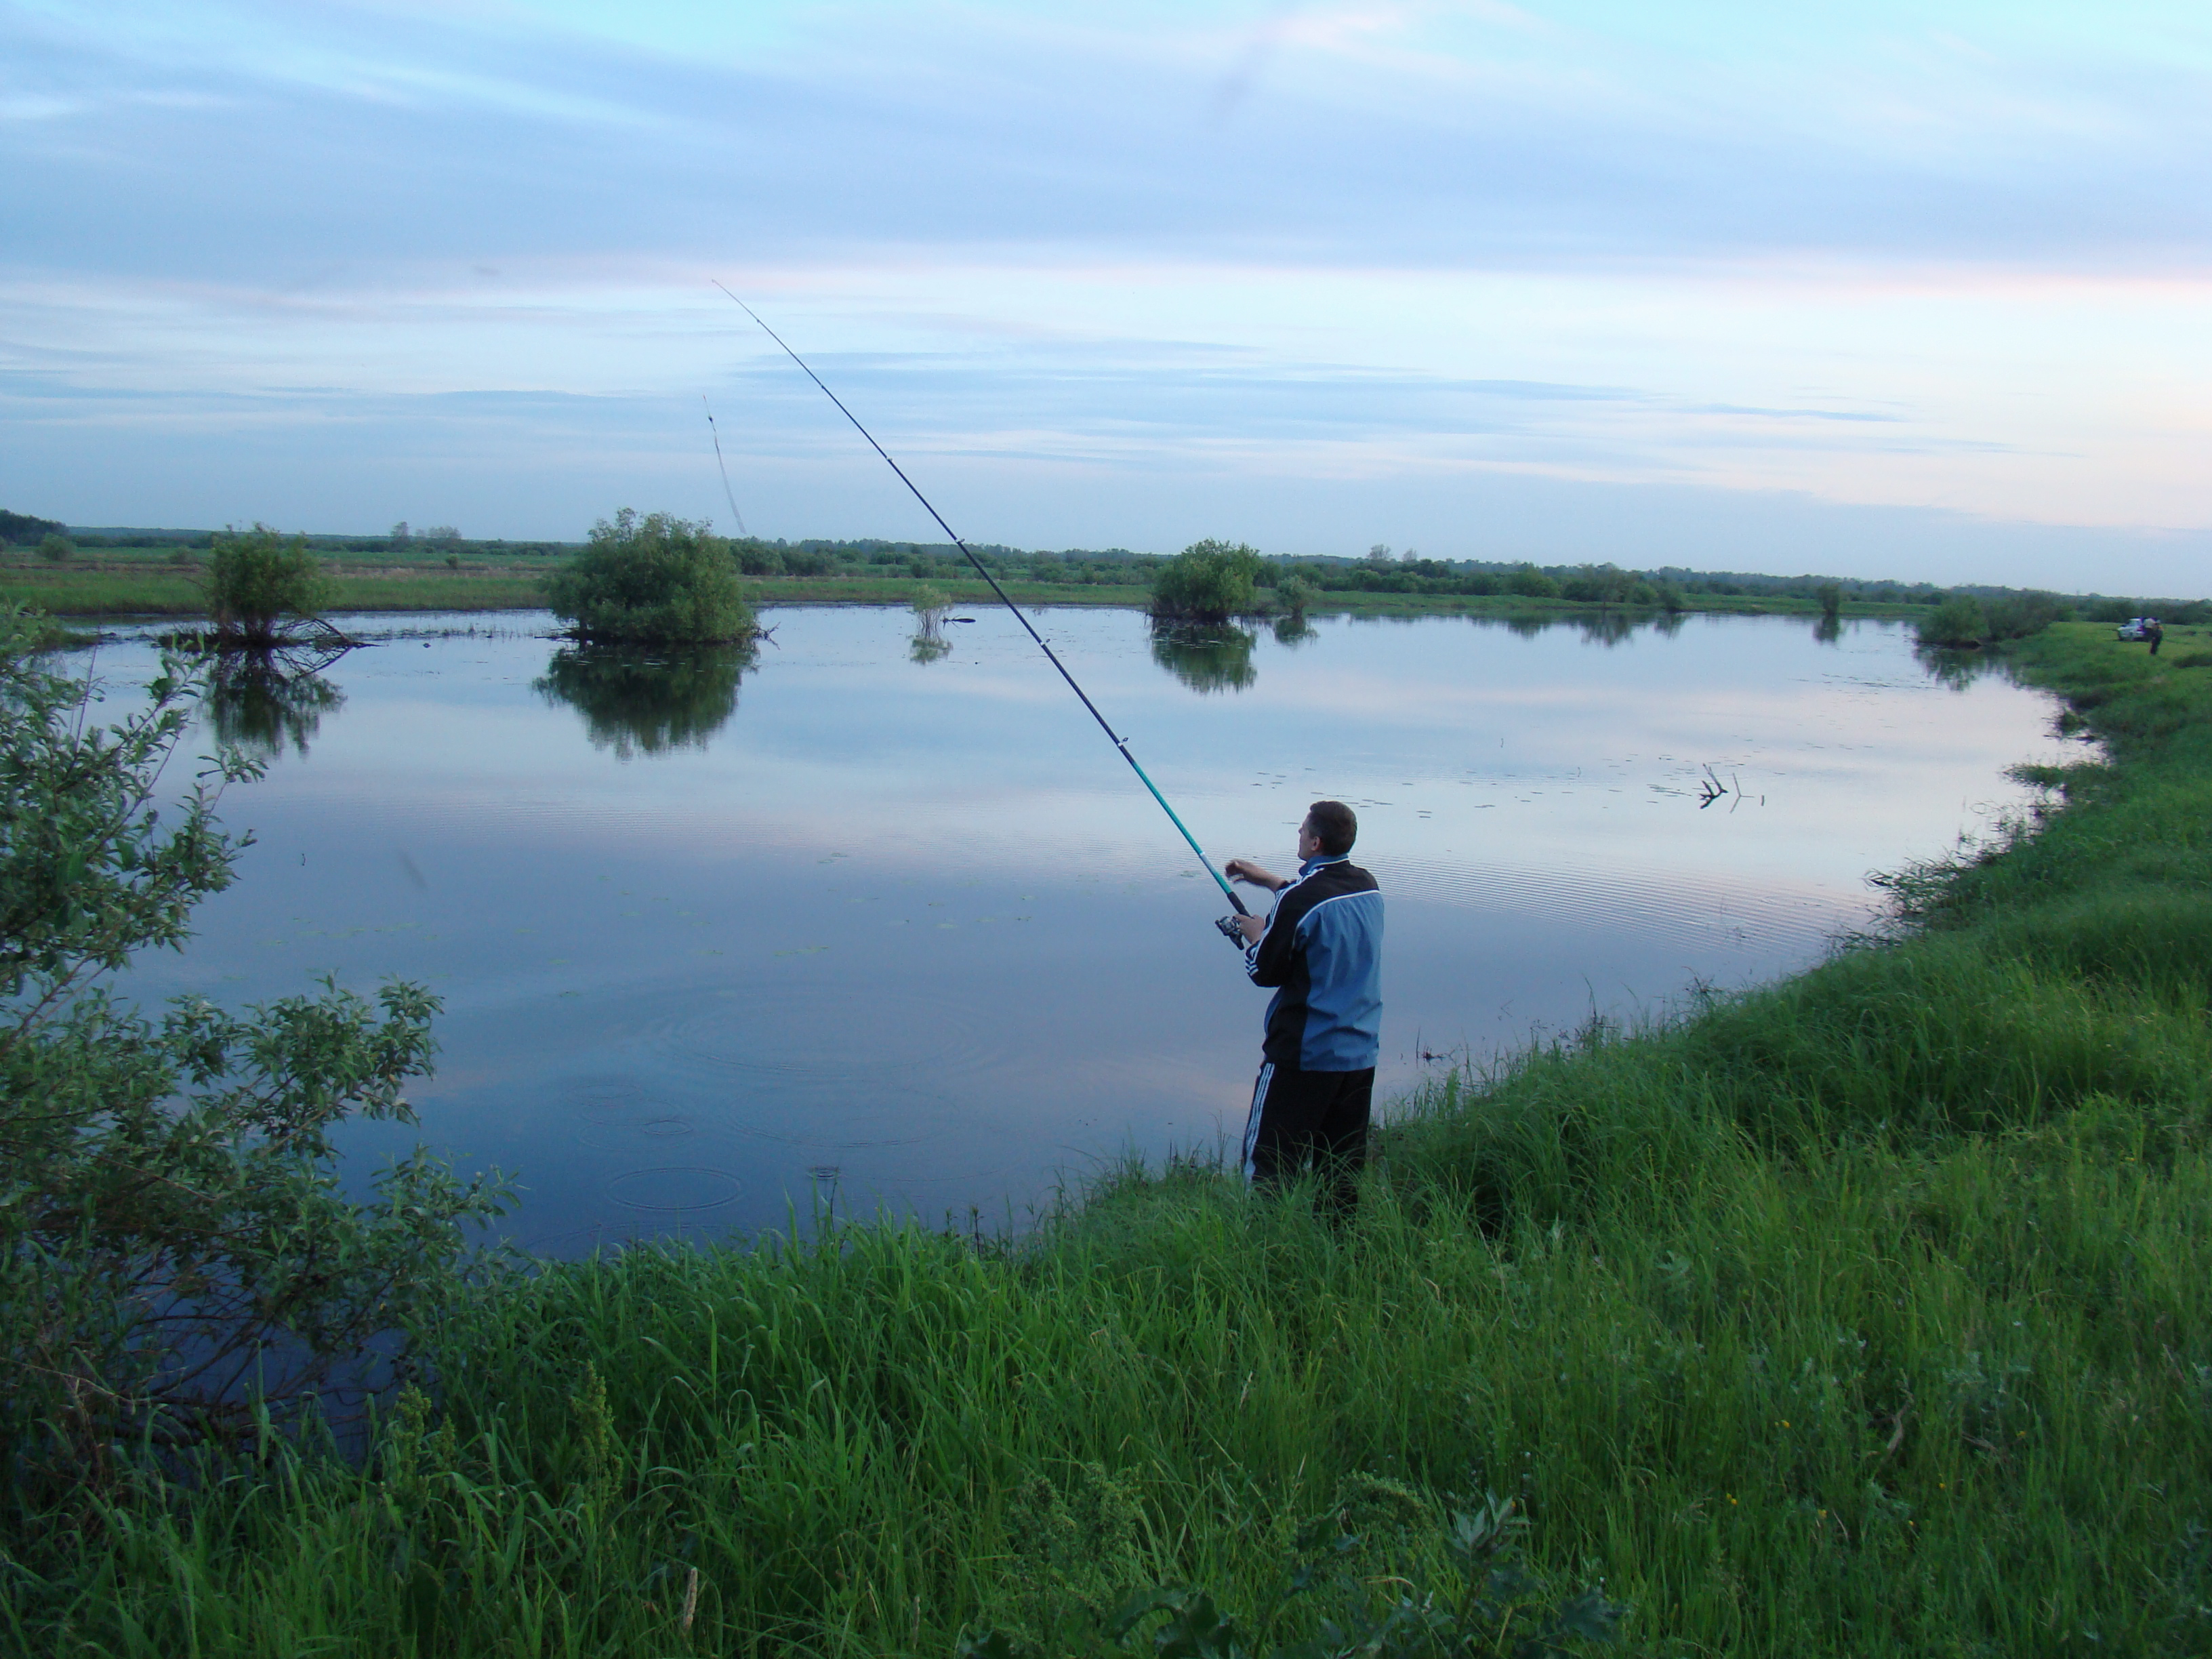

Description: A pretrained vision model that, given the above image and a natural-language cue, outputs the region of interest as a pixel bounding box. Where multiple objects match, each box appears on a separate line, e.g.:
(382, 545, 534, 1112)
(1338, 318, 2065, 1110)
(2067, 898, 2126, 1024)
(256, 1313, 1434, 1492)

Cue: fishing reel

(1214, 914, 1247, 944)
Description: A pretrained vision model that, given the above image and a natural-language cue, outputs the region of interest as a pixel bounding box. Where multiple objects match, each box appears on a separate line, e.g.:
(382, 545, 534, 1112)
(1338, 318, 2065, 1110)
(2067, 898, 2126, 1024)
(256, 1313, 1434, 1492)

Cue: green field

(0, 555, 557, 619)
(0, 555, 1917, 627)
(6, 622, 2210, 1656)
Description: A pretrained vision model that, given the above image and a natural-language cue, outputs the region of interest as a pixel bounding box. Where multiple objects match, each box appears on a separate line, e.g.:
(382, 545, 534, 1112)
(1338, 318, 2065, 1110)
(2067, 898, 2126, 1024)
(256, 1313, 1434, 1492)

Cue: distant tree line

(0, 510, 66, 546)
(8, 506, 2208, 626)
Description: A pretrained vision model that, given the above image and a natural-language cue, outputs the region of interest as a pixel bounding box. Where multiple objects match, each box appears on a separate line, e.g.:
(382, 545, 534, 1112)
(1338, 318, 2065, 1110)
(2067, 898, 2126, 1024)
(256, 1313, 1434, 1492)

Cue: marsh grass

(7, 624, 2211, 1656)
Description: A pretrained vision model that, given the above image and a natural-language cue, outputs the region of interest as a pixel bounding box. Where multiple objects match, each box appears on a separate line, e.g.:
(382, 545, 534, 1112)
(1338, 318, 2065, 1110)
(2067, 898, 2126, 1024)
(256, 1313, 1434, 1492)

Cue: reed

(5, 623, 2209, 1657)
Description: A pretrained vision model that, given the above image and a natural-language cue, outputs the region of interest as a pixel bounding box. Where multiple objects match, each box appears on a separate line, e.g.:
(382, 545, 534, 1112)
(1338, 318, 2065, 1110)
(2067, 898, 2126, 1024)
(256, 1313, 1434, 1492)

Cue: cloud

(3, 1, 2208, 583)
(7, 0, 2209, 278)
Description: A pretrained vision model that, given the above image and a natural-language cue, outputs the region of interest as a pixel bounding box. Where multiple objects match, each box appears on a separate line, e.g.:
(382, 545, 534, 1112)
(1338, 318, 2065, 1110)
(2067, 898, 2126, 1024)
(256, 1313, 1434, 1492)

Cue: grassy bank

(0, 557, 557, 618)
(6, 624, 2209, 1657)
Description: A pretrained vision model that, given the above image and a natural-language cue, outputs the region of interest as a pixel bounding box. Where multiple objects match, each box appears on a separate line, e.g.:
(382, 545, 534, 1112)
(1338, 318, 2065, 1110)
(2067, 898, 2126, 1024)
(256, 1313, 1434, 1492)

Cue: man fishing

(1226, 800, 1383, 1216)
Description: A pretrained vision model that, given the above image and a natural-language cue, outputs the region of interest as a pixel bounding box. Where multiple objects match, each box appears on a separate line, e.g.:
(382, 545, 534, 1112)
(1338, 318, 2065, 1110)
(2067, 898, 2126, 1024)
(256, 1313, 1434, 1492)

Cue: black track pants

(1243, 1060, 1374, 1214)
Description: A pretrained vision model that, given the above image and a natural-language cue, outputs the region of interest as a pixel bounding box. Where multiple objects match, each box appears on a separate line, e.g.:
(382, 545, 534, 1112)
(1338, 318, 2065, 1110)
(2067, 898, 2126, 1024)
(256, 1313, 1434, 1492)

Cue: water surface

(96, 607, 2064, 1248)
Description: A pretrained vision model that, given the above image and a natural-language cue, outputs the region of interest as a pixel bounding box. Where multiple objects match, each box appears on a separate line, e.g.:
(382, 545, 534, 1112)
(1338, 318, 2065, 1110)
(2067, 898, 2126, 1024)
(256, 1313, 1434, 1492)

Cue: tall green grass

(6, 623, 2210, 1656)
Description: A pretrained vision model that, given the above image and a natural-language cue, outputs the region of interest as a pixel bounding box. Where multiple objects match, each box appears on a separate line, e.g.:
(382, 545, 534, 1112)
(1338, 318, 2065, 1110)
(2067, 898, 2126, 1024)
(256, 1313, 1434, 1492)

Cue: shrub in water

(1276, 573, 1318, 617)
(1149, 539, 1263, 622)
(545, 509, 756, 644)
(1917, 592, 1987, 648)
(206, 523, 334, 645)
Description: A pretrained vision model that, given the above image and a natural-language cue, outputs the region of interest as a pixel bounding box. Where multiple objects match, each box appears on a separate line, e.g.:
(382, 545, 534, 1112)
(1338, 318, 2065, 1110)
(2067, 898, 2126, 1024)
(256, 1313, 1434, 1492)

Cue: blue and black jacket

(1245, 853, 1383, 1071)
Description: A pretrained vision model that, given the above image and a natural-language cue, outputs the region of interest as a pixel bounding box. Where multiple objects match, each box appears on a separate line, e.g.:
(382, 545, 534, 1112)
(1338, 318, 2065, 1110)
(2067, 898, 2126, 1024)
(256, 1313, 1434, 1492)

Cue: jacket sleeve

(1245, 890, 1301, 987)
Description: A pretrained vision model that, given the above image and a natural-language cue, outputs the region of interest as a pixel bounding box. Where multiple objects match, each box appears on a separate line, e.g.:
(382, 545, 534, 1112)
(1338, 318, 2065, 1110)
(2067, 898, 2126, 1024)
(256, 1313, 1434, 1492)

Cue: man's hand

(1234, 912, 1265, 945)
(1225, 857, 1286, 891)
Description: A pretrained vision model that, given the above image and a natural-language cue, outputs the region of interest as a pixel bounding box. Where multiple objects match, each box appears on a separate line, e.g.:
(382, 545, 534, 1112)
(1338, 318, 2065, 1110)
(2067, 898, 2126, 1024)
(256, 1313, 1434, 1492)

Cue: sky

(4, 1, 2209, 590)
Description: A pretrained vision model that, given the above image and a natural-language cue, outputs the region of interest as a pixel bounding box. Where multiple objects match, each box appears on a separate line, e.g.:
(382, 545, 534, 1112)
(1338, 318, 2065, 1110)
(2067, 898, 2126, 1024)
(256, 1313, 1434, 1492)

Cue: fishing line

(714, 282, 1250, 922)
(701, 396, 748, 537)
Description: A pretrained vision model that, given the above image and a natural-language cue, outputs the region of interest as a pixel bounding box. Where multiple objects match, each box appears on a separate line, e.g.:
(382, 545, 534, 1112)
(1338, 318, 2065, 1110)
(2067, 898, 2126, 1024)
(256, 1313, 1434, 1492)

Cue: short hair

(1305, 800, 1357, 856)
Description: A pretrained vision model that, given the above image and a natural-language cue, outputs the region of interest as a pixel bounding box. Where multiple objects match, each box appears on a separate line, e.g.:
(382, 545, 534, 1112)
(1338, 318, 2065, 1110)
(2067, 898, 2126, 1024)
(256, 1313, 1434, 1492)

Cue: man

(1224, 800, 1383, 1216)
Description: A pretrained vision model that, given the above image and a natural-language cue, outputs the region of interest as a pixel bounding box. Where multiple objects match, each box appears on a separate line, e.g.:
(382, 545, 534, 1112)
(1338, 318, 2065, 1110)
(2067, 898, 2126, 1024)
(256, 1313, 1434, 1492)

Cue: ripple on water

(565, 1078, 652, 1123)
(605, 1166, 743, 1212)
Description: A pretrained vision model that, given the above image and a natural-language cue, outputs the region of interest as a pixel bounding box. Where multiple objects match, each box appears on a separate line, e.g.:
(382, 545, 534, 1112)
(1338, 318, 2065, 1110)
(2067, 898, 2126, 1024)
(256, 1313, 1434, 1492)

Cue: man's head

(1300, 800, 1357, 859)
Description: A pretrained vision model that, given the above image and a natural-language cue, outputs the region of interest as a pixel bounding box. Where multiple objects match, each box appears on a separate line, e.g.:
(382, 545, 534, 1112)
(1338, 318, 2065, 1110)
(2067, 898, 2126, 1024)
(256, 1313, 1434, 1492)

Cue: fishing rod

(701, 395, 748, 536)
(714, 283, 1251, 931)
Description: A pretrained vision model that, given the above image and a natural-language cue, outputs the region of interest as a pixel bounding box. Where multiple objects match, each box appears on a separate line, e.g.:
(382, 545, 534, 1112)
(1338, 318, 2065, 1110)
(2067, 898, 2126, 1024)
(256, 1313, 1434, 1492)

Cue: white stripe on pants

(1242, 1061, 1274, 1179)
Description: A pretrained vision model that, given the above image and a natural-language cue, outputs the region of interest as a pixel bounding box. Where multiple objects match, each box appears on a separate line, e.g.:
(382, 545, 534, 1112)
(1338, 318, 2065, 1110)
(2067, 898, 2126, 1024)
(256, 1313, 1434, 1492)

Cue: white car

(2116, 617, 2151, 640)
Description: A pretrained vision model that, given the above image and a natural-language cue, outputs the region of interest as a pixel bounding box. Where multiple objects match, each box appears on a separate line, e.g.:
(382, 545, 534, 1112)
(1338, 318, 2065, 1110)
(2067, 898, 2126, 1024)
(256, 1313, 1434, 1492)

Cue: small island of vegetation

(544, 509, 757, 644)
(1148, 538, 1265, 622)
(203, 522, 338, 647)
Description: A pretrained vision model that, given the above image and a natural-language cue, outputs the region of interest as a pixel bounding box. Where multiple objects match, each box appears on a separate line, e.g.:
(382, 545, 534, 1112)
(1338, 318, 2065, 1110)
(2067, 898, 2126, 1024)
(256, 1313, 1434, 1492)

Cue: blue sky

(5, 1, 2209, 588)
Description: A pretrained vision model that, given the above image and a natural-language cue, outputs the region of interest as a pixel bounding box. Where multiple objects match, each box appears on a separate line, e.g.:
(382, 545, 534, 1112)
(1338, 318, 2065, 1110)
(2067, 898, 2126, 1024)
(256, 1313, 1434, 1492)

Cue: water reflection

(1570, 610, 1643, 647)
(207, 649, 347, 760)
(910, 589, 954, 664)
(535, 644, 755, 760)
(1271, 616, 1318, 649)
(1483, 610, 1684, 646)
(1150, 623, 1257, 694)
(1813, 613, 1844, 646)
(102, 607, 2067, 1251)
(1916, 644, 2004, 693)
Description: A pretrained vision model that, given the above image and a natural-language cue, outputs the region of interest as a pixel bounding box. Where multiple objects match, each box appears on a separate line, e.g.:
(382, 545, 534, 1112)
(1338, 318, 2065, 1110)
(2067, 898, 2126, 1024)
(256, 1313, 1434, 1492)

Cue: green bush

(544, 510, 755, 644)
(207, 523, 333, 645)
(1559, 563, 1633, 604)
(1815, 580, 1843, 617)
(1982, 590, 2066, 640)
(1149, 539, 1262, 621)
(1917, 593, 1987, 648)
(733, 540, 785, 576)
(0, 608, 502, 1467)
(1505, 563, 1560, 599)
(37, 531, 73, 564)
(1275, 574, 1317, 617)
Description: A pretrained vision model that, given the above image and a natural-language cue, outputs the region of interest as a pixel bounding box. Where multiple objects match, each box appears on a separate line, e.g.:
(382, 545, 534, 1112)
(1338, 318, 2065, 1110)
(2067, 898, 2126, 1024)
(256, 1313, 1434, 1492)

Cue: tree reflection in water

(535, 643, 756, 760)
(1915, 643, 2006, 693)
(1149, 622, 1257, 694)
(1272, 615, 1318, 649)
(206, 644, 348, 760)
(1485, 610, 1685, 646)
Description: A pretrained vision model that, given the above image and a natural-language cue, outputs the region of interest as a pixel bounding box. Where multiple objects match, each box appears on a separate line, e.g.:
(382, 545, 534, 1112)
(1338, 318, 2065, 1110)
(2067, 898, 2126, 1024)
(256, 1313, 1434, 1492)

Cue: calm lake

(94, 606, 2063, 1249)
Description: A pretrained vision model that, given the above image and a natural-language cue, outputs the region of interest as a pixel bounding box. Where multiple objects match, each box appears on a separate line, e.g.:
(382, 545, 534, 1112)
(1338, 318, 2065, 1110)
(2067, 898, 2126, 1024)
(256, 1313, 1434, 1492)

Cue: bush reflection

(535, 644, 756, 760)
(207, 651, 347, 760)
(1149, 623, 1257, 694)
